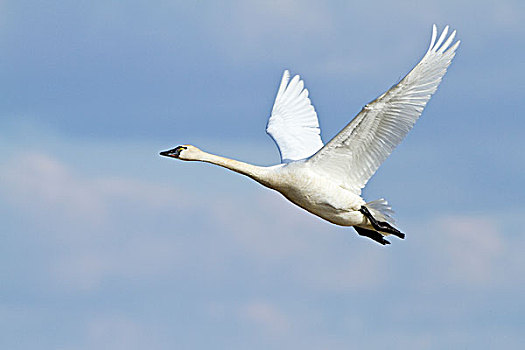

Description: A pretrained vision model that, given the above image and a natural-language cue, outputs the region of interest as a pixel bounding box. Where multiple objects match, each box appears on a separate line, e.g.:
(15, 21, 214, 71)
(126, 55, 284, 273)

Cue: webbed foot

(359, 206, 405, 239)
(354, 226, 391, 245)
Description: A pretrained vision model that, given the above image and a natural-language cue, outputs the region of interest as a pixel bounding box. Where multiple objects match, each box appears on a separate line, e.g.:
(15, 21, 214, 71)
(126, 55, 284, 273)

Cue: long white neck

(192, 150, 274, 185)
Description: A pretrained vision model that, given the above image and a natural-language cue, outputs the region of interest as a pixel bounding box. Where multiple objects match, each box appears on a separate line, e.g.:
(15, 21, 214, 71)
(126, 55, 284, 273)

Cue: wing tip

(428, 24, 459, 55)
(428, 24, 438, 52)
(282, 69, 291, 83)
(275, 69, 292, 102)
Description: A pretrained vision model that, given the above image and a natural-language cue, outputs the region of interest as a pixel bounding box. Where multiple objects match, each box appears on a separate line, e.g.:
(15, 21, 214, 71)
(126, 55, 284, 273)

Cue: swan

(160, 25, 460, 245)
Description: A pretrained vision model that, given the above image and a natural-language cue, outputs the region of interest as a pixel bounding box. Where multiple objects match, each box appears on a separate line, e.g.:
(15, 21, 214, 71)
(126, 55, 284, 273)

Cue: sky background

(1, 0, 524, 349)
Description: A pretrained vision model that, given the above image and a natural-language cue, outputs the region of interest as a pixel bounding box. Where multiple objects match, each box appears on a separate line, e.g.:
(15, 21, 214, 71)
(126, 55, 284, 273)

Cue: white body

(261, 162, 366, 226)
(162, 25, 460, 242)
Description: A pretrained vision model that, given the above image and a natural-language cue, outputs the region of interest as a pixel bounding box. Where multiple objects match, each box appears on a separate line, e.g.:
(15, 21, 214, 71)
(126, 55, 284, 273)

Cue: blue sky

(1, 0, 524, 349)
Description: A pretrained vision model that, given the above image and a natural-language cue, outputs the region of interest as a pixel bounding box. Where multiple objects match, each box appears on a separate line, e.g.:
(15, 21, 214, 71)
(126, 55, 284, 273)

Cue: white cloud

(83, 314, 158, 350)
(437, 215, 504, 285)
(490, 0, 525, 32)
(240, 300, 291, 334)
(207, 0, 335, 62)
(1, 152, 107, 227)
(402, 213, 525, 291)
(0, 152, 190, 291)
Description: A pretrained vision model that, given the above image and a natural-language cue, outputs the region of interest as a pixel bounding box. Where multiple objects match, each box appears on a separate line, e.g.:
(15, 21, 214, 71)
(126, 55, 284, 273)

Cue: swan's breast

(266, 162, 365, 225)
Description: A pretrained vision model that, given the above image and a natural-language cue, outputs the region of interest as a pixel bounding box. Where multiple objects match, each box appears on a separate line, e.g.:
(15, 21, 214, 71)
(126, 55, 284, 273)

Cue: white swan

(161, 25, 460, 245)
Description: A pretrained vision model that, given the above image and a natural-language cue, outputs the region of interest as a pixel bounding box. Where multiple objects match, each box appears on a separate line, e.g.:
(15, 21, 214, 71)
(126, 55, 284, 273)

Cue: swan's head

(160, 145, 201, 161)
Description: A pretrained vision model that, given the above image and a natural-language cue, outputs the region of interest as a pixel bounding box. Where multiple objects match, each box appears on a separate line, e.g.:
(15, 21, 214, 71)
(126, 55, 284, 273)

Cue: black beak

(160, 146, 186, 158)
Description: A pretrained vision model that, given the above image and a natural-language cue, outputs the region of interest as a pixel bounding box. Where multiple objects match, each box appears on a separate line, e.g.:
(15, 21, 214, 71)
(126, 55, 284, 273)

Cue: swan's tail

(365, 198, 395, 225)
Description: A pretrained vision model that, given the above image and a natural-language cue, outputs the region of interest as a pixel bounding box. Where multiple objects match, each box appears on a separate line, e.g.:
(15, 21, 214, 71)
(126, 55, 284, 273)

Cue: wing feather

(308, 25, 460, 194)
(267, 70, 324, 162)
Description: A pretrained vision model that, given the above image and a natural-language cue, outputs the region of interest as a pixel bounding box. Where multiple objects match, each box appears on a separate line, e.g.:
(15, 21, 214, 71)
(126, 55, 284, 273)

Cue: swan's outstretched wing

(267, 70, 324, 163)
(308, 25, 460, 194)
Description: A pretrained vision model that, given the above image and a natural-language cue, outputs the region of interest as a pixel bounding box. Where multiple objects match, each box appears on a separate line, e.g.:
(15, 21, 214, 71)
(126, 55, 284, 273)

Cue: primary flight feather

(161, 25, 460, 245)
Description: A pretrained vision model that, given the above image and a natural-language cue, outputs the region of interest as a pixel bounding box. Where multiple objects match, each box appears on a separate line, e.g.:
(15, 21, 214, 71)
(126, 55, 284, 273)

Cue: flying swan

(161, 25, 460, 245)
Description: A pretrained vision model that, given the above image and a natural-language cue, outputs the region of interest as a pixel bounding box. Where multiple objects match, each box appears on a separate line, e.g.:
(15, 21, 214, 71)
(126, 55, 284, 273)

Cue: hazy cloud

(240, 301, 291, 334)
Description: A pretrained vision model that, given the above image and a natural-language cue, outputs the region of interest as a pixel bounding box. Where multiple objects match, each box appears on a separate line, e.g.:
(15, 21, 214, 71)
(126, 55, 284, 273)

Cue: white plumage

(267, 70, 324, 162)
(161, 25, 460, 245)
(309, 25, 460, 195)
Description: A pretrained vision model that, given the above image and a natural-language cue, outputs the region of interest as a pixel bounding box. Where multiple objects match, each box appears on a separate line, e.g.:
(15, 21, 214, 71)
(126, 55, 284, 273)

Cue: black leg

(359, 206, 405, 239)
(354, 226, 390, 245)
